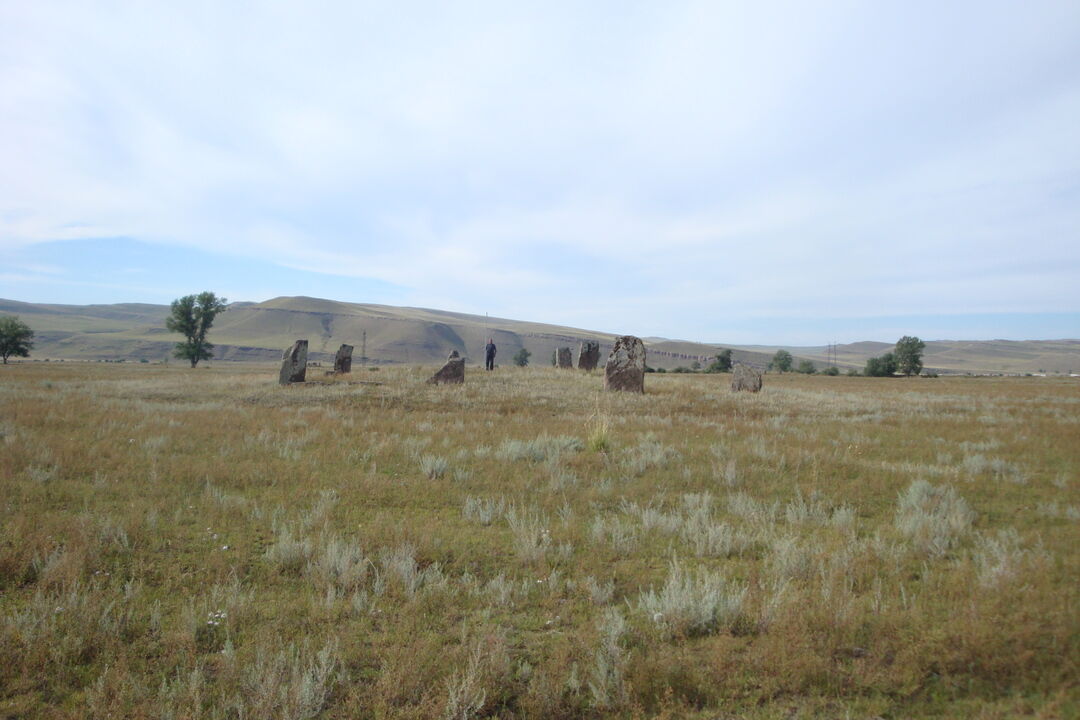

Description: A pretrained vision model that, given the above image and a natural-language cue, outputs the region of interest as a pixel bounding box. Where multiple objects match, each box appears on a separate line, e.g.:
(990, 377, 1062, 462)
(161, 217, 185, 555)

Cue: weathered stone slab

(428, 350, 465, 384)
(577, 340, 600, 371)
(604, 336, 645, 393)
(334, 344, 354, 374)
(731, 363, 763, 392)
(556, 347, 573, 369)
(279, 340, 308, 385)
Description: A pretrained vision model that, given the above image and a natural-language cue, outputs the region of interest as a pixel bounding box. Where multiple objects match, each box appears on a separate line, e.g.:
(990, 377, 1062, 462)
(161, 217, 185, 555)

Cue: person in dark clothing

(484, 338, 496, 371)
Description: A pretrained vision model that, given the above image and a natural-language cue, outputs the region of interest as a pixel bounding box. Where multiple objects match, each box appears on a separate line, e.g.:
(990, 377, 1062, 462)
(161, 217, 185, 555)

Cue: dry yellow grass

(1, 363, 1077, 718)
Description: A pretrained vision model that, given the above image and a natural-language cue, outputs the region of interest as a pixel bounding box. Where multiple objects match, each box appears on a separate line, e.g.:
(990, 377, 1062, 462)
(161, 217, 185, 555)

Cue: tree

(771, 349, 793, 373)
(0, 315, 34, 364)
(165, 292, 228, 368)
(513, 347, 531, 367)
(796, 359, 816, 374)
(864, 352, 898, 377)
(822, 366, 840, 376)
(706, 349, 733, 373)
(894, 336, 926, 377)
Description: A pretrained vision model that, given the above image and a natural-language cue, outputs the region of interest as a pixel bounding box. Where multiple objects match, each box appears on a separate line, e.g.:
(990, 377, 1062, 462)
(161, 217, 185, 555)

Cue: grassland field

(1, 362, 1077, 719)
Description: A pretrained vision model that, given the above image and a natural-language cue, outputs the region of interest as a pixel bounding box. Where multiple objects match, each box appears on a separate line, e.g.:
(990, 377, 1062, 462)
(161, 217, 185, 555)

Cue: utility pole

(360, 330, 367, 366)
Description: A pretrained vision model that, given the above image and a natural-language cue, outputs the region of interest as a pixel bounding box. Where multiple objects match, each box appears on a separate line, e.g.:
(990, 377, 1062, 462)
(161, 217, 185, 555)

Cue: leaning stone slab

(556, 347, 573, 369)
(577, 340, 600, 371)
(428, 350, 465, 385)
(731, 363, 763, 392)
(604, 336, 645, 393)
(279, 340, 308, 385)
(334, 344, 354, 374)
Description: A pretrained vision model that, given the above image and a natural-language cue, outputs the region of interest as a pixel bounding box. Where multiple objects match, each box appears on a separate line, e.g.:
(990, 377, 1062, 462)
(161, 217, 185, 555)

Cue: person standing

(484, 338, 497, 371)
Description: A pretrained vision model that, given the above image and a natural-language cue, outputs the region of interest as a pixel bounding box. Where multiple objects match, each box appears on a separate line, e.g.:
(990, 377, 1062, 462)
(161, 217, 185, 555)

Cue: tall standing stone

(730, 363, 763, 393)
(428, 350, 465, 384)
(604, 336, 645, 393)
(577, 340, 600, 371)
(334, 344, 354, 374)
(279, 340, 308, 385)
(556, 347, 573, 369)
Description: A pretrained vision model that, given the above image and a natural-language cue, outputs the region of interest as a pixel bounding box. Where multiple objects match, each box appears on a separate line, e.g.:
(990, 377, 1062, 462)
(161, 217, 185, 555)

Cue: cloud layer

(2, 1, 1079, 342)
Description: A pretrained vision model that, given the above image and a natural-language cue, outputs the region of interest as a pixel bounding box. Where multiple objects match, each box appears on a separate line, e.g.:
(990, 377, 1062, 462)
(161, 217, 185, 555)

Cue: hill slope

(0, 296, 771, 369)
(733, 339, 1080, 375)
(3, 297, 1076, 373)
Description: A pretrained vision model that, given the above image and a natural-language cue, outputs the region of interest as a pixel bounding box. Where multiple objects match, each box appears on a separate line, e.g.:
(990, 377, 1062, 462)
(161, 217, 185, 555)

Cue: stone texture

(279, 340, 308, 385)
(428, 350, 465, 384)
(577, 340, 600, 371)
(604, 336, 645, 393)
(730, 363, 763, 392)
(556, 347, 573, 369)
(334, 344, 354, 374)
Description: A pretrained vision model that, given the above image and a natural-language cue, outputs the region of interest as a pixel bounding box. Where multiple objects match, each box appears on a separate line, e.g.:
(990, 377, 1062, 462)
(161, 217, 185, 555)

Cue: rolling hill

(2, 296, 1076, 374)
(0, 296, 772, 370)
(732, 339, 1080, 375)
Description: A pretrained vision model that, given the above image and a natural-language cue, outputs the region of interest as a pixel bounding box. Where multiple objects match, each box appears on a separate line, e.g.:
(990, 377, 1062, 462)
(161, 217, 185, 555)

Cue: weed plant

(0, 363, 1077, 717)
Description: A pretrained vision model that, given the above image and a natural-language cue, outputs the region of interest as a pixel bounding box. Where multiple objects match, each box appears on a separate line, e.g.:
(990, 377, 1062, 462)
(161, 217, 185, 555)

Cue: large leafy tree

(865, 352, 898, 377)
(894, 336, 926, 376)
(771, 349, 793, 373)
(706, 349, 733, 373)
(166, 292, 228, 368)
(513, 347, 531, 367)
(0, 315, 34, 364)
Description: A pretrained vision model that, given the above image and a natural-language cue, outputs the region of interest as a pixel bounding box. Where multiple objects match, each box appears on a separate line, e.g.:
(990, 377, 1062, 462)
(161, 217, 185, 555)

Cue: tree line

(767, 336, 926, 376)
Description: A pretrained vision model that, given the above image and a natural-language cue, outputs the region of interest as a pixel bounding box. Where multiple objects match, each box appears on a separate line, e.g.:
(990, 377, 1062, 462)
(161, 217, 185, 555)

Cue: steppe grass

(1, 364, 1078, 718)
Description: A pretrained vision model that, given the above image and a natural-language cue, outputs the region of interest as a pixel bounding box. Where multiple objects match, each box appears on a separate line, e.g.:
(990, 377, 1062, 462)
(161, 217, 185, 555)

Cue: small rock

(604, 336, 646, 393)
(730, 363, 763, 392)
(577, 340, 600, 371)
(428, 350, 465, 384)
(556, 347, 573, 369)
(334, 344, 354, 374)
(279, 340, 308, 385)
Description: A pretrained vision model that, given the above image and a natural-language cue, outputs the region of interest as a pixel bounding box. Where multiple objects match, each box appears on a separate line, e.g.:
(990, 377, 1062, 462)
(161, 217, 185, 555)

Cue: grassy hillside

(1, 363, 1076, 717)
(734, 339, 1080, 375)
(3, 296, 1077, 373)
(1, 296, 777, 370)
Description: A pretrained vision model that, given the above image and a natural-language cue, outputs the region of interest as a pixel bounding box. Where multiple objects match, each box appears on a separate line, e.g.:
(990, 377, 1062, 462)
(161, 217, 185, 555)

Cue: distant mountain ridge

(1, 296, 1076, 374)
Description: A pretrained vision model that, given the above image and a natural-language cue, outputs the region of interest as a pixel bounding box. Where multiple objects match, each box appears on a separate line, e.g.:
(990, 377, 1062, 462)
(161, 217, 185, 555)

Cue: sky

(2, 1, 1079, 345)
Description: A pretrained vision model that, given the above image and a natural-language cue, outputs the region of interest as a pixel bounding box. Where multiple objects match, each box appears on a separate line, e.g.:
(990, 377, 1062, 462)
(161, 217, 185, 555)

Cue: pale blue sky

(2, 1, 1078, 344)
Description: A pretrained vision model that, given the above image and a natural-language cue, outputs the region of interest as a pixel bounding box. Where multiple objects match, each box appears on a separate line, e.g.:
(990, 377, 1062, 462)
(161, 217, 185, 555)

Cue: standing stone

(604, 336, 646, 393)
(334, 344, 354, 374)
(428, 350, 465, 384)
(279, 340, 308, 385)
(731, 363, 763, 393)
(577, 340, 600, 371)
(556, 347, 573, 369)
